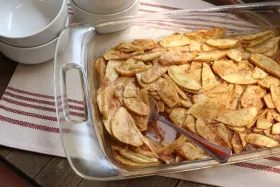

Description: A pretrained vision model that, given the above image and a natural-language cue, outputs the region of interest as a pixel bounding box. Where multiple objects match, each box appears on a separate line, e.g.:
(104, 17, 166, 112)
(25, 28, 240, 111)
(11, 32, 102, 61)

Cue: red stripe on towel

(233, 162, 280, 174)
(1, 97, 84, 117)
(0, 105, 57, 121)
(0, 115, 59, 133)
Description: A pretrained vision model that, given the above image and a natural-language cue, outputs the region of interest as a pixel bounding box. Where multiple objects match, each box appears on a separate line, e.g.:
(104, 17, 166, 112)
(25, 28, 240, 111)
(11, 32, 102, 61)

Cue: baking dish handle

(54, 23, 122, 179)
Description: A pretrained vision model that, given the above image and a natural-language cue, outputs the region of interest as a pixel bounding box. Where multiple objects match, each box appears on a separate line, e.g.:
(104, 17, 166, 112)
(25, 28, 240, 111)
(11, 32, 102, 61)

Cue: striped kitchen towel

(1, 1, 280, 187)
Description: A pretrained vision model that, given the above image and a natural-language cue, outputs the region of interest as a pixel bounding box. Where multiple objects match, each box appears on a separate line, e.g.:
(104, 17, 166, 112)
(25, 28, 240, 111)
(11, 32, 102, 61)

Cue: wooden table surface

(0, 54, 215, 187)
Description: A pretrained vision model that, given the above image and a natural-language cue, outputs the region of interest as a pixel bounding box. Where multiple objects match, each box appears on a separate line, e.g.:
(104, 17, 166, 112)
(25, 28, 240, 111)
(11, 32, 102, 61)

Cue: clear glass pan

(54, 2, 280, 181)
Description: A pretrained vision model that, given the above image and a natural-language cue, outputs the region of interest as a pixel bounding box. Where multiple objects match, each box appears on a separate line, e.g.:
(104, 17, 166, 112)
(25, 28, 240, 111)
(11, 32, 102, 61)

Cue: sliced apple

(167, 46, 190, 54)
(267, 109, 274, 122)
(194, 51, 226, 62)
(111, 141, 129, 152)
(116, 39, 156, 52)
(252, 67, 269, 80)
(148, 91, 159, 96)
(141, 137, 164, 155)
(258, 76, 280, 89)
(156, 100, 165, 113)
(177, 142, 207, 160)
(185, 27, 225, 39)
(111, 107, 143, 146)
(123, 97, 150, 116)
(150, 94, 161, 101)
(245, 31, 275, 47)
(262, 44, 278, 58)
(135, 72, 157, 91)
(207, 82, 232, 94)
(103, 49, 144, 60)
(141, 62, 168, 83)
(250, 53, 280, 79)
(132, 114, 148, 131)
(246, 37, 280, 53)
(140, 88, 149, 105)
(201, 63, 217, 90)
(97, 85, 115, 119)
(104, 60, 123, 82)
(190, 61, 203, 70)
(169, 108, 187, 127)
(159, 50, 197, 66)
(270, 109, 280, 122)
(245, 133, 279, 148)
(184, 32, 205, 42)
(178, 97, 193, 109)
(168, 65, 201, 91)
(189, 40, 202, 52)
(270, 85, 280, 113)
(114, 153, 157, 167)
(155, 78, 180, 108)
(238, 132, 248, 147)
(246, 108, 267, 129)
(206, 38, 239, 49)
(192, 93, 209, 104)
(221, 69, 257, 84)
(159, 35, 190, 48)
(95, 56, 107, 82)
(264, 94, 275, 109)
(115, 58, 151, 76)
(102, 100, 120, 135)
(272, 123, 280, 135)
(212, 60, 237, 77)
(256, 118, 272, 130)
(133, 51, 163, 61)
(158, 135, 187, 155)
(188, 68, 202, 86)
(188, 94, 232, 123)
(232, 132, 243, 153)
(227, 126, 246, 132)
(210, 123, 232, 148)
(253, 127, 265, 132)
(118, 149, 158, 164)
(202, 44, 217, 52)
(215, 107, 258, 127)
(196, 118, 230, 148)
(230, 85, 245, 110)
(183, 114, 197, 134)
(233, 30, 274, 41)
(263, 127, 280, 141)
(240, 86, 266, 110)
(149, 44, 166, 53)
(162, 74, 188, 100)
(226, 48, 242, 62)
(123, 82, 138, 98)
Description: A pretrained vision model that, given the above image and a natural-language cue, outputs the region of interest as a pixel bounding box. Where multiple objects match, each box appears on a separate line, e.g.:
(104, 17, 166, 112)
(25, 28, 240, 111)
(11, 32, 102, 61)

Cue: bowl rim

(0, 33, 58, 50)
(0, 0, 66, 39)
(0, 16, 69, 49)
(71, 0, 139, 16)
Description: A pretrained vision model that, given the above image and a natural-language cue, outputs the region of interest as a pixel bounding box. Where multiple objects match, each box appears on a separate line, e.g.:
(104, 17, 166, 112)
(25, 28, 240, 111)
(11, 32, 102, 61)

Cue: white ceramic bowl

(0, 37, 58, 64)
(0, 0, 68, 47)
(0, 17, 69, 64)
(71, 0, 139, 33)
(0, 38, 57, 64)
(73, 0, 137, 14)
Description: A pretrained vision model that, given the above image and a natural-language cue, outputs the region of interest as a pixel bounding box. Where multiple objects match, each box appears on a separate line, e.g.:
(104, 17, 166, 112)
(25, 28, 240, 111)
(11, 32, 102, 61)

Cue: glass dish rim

(67, 2, 280, 29)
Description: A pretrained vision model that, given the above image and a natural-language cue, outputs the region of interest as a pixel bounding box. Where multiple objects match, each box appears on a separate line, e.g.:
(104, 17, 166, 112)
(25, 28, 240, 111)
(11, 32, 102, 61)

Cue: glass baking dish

(54, 2, 280, 180)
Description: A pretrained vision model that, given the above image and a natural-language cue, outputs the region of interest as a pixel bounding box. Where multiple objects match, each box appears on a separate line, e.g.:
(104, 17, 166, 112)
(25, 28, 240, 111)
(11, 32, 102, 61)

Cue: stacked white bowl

(71, 0, 140, 33)
(0, 0, 68, 64)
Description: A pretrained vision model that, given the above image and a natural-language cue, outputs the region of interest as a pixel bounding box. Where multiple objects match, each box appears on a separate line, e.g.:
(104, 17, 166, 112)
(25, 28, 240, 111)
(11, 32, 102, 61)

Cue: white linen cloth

(1, 1, 280, 186)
